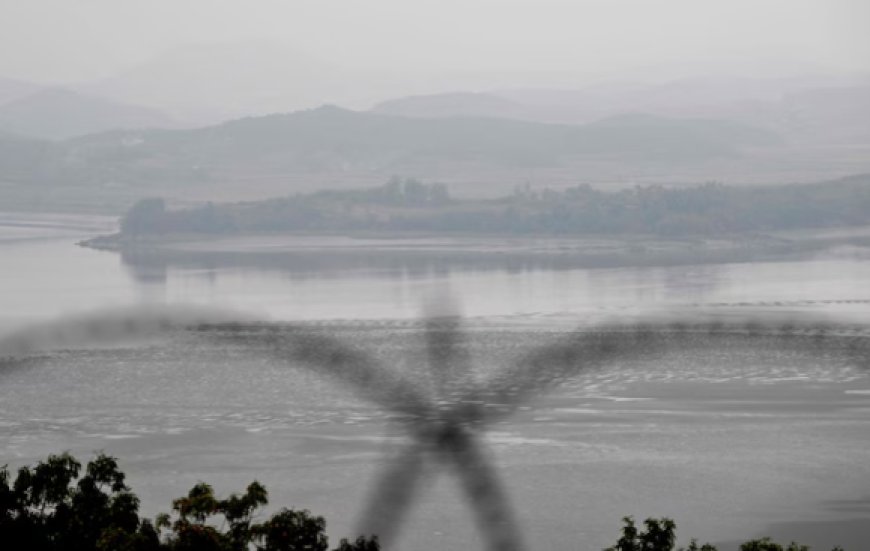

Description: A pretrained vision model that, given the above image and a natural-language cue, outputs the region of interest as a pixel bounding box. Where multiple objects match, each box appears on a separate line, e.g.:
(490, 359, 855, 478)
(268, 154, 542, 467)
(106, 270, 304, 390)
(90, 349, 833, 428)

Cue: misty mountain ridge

(372, 92, 533, 120)
(23, 36, 862, 136)
(58, 105, 783, 175)
(0, 75, 43, 106)
(372, 75, 870, 146)
(80, 41, 348, 124)
(0, 103, 791, 214)
(7, 37, 863, 145)
(0, 88, 177, 140)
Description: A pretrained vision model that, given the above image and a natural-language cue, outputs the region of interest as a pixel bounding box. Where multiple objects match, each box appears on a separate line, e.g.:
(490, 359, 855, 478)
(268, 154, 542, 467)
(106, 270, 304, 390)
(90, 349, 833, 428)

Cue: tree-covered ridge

(118, 174, 870, 238)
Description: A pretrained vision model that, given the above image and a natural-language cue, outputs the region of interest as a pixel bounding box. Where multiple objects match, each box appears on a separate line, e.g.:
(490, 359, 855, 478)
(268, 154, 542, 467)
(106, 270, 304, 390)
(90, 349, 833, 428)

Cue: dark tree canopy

(0, 452, 377, 551)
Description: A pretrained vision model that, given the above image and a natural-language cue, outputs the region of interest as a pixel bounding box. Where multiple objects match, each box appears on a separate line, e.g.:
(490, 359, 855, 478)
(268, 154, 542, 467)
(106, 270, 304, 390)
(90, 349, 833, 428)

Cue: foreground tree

(0, 452, 158, 551)
(603, 516, 714, 551)
(1, 452, 377, 551)
(2, 452, 847, 551)
(603, 517, 845, 551)
(252, 508, 328, 551)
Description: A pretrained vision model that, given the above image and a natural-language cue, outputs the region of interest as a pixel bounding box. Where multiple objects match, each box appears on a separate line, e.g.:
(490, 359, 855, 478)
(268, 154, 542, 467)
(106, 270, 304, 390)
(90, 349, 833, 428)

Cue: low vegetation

(0, 452, 847, 551)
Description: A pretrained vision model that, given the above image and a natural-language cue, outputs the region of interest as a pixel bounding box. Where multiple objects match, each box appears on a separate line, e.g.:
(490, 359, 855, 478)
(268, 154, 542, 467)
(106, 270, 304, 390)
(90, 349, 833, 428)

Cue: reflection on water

(2, 212, 870, 325)
(115, 242, 870, 322)
(3, 214, 870, 550)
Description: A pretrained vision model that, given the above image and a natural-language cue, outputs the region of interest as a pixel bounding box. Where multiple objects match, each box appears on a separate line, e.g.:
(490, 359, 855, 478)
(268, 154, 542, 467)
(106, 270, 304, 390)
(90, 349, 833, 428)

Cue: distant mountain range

(0, 88, 176, 140)
(4, 42, 867, 146)
(373, 92, 533, 120)
(0, 105, 784, 192)
(0, 76, 42, 106)
(78, 41, 347, 124)
(1, 42, 868, 214)
(371, 76, 870, 146)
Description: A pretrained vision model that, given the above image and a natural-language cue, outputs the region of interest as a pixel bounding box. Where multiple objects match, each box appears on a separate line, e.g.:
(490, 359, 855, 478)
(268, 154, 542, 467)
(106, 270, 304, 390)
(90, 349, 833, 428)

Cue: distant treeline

(119, 175, 870, 238)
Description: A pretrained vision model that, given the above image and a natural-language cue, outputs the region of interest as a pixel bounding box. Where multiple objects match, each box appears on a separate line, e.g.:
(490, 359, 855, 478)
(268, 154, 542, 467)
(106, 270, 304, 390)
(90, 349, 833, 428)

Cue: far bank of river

(80, 224, 870, 274)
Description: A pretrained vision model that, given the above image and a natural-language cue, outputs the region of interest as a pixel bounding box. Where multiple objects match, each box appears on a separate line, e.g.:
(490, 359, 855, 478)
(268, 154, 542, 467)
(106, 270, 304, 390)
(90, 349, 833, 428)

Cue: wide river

(1, 213, 869, 551)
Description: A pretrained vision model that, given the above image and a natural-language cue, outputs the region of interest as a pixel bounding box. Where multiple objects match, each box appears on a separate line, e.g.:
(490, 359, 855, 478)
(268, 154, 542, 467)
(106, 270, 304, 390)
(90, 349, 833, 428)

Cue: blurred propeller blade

(440, 426, 526, 551)
(355, 439, 430, 549)
(0, 304, 249, 359)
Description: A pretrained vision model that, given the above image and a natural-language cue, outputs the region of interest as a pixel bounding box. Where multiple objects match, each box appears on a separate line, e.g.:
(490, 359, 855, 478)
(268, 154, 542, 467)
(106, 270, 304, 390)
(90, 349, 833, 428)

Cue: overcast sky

(2, 0, 868, 85)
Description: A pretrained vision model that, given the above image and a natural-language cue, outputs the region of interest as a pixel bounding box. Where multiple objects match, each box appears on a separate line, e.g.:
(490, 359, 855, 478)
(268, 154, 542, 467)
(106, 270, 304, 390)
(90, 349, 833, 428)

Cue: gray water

(1, 213, 870, 551)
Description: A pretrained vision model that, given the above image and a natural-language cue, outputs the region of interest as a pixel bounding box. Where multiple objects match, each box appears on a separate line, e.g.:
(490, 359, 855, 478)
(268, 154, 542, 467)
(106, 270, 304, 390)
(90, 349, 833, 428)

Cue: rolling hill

(59, 105, 782, 178)
(0, 105, 789, 212)
(370, 76, 870, 148)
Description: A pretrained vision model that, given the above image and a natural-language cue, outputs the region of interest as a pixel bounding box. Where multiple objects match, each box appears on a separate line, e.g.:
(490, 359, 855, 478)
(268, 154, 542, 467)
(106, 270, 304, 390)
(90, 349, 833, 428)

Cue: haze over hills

(372, 75, 870, 147)
(6, 37, 865, 145)
(776, 86, 870, 145)
(0, 88, 177, 140)
(0, 75, 42, 106)
(5, 35, 856, 138)
(372, 92, 534, 120)
(1, 84, 868, 213)
(79, 41, 349, 124)
(0, 103, 811, 212)
(0, 105, 781, 184)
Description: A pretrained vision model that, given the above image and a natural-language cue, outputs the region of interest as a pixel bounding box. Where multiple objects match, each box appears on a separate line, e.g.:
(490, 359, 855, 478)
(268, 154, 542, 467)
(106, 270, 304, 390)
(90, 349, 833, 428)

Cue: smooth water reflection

(2, 215, 870, 327)
(109, 241, 870, 321)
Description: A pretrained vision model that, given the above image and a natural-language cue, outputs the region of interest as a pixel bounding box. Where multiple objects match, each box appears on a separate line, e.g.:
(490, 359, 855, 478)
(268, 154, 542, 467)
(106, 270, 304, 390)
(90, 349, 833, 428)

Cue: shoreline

(77, 227, 870, 273)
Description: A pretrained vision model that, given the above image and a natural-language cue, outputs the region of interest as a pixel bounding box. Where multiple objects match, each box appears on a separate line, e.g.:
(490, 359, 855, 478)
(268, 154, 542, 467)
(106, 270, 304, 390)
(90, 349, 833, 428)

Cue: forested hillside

(115, 174, 870, 238)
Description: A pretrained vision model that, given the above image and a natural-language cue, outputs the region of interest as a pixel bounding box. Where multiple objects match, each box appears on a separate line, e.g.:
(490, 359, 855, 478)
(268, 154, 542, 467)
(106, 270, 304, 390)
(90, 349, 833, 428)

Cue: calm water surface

(1, 214, 869, 551)
(3, 214, 870, 325)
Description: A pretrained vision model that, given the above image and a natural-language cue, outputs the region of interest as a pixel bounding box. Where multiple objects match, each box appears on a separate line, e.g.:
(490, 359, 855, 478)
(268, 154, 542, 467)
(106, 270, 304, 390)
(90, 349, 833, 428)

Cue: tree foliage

(0, 452, 849, 551)
(1, 452, 377, 551)
(602, 517, 844, 551)
(115, 175, 870, 238)
(602, 516, 712, 551)
(738, 538, 842, 551)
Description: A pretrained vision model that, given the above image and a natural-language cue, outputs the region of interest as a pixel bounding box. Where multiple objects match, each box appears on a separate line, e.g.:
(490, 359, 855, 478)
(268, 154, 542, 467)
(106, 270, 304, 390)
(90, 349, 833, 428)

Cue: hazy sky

(2, 0, 869, 84)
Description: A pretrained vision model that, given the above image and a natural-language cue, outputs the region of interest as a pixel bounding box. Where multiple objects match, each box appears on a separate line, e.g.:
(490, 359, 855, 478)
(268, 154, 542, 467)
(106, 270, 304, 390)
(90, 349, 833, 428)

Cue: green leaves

(1, 452, 149, 551)
(604, 516, 681, 551)
(1, 451, 378, 551)
(253, 508, 329, 551)
(16, 452, 81, 510)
